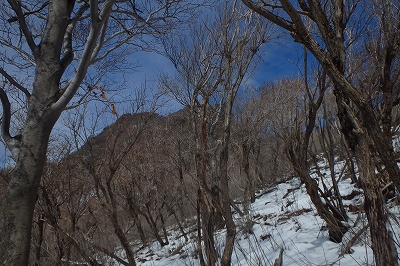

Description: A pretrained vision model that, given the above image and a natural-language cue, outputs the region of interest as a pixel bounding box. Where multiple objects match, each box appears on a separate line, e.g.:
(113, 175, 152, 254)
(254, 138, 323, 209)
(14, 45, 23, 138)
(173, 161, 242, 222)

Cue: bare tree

(69, 87, 176, 263)
(232, 86, 293, 210)
(161, 9, 225, 265)
(215, 3, 272, 264)
(242, 0, 400, 264)
(30, 118, 114, 266)
(33, 96, 196, 265)
(161, 1, 272, 264)
(0, 1, 190, 265)
(232, 91, 267, 210)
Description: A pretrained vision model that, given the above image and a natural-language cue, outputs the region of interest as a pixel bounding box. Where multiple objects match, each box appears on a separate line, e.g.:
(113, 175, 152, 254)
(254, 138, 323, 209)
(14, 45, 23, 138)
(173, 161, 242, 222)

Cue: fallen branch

(282, 187, 300, 199)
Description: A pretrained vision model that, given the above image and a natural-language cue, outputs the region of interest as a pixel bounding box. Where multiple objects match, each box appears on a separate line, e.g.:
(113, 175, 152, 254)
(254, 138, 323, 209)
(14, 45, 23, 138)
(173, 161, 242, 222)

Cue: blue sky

(0, 27, 304, 167)
(115, 40, 304, 115)
(254, 42, 303, 84)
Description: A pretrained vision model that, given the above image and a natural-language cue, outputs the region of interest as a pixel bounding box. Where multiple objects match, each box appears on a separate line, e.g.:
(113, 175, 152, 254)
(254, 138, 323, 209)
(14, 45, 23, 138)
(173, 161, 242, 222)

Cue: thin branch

(0, 88, 21, 161)
(0, 39, 36, 66)
(19, 2, 49, 20)
(75, 225, 130, 266)
(241, 0, 294, 31)
(61, 3, 91, 71)
(6, 0, 39, 58)
(64, 90, 93, 110)
(52, 0, 115, 112)
(339, 222, 370, 256)
(90, 15, 110, 63)
(51, 223, 100, 266)
(0, 67, 31, 98)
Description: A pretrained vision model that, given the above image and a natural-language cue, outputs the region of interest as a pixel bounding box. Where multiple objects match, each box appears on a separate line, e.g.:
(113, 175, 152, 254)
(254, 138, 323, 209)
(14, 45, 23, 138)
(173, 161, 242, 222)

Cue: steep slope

(133, 161, 399, 266)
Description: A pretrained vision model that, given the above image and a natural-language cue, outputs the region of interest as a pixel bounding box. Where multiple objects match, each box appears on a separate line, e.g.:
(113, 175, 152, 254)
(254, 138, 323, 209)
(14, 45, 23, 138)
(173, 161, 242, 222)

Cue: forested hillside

(1, 0, 400, 265)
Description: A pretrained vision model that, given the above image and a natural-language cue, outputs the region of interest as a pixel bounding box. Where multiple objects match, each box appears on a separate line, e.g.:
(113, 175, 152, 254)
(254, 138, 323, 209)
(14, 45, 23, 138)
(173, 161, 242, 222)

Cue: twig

(339, 222, 370, 256)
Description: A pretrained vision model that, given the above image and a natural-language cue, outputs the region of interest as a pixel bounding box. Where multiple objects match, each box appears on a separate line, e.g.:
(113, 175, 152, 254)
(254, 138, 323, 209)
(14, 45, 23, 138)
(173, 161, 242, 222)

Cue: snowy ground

(132, 162, 400, 266)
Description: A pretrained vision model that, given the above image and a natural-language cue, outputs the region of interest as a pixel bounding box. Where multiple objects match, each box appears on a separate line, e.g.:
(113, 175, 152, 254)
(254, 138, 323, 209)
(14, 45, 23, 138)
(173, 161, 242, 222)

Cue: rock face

(76, 109, 190, 162)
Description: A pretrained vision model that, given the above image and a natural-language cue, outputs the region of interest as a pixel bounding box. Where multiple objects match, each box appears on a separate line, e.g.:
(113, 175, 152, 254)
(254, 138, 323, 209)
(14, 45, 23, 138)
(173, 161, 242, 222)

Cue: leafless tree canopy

(1, 0, 400, 265)
(0, 1, 193, 265)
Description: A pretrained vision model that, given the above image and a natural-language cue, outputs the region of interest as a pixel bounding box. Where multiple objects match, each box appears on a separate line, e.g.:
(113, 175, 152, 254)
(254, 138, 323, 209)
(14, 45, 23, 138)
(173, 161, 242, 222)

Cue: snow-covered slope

(133, 166, 400, 266)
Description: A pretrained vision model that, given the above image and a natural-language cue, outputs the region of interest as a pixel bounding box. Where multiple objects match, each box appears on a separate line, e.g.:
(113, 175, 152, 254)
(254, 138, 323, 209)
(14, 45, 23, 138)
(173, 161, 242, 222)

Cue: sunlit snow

(117, 161, 400, 266)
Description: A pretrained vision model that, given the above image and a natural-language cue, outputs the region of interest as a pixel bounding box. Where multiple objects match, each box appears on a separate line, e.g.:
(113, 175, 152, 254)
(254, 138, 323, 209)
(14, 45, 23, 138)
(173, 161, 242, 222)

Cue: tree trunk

(196, 188, 206, 266)
(0, 1, 129, 264)
(254, 141, 264, 186)
(219, 89, 236, 266)
(210, 151, 224, 230)
(128, 205, 147, 247)
(220, 147, 236, 266)
(0, 113, 56, 265)
(109, 210, 136, 265)
(108, 194, 136, 265)
(321, 108, 348, 220)
(166, 200, 188, 242)
(288, 149, 348, 242)
(143, 205, 168, 247)
(356, 135, 398, 266)
(198, 99, 218, 265)
(201, 199, 218, 266)
(242, 141, 253, 213)
(159, 208, 170, 246)
(33, 214, 44, 266)
(343, 142, 359, 185)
